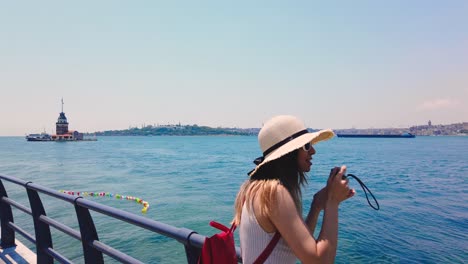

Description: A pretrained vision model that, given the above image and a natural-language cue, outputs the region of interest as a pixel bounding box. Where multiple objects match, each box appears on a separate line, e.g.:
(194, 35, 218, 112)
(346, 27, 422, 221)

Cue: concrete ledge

(0, 239, 36, 264)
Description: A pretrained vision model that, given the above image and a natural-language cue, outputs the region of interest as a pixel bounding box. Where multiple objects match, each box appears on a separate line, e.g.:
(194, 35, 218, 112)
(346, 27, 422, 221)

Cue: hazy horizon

(7, 113, 466, 137)
(2, 1, 467, 136)
(90, 118, 465, 131)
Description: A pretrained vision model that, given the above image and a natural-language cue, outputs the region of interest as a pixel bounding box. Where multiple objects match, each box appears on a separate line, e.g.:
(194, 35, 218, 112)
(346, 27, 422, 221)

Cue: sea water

(0, 136, 466, 263)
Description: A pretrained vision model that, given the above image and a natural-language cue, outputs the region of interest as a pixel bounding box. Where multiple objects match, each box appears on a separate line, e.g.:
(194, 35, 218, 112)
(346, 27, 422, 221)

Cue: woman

(233, 115, 355, 264)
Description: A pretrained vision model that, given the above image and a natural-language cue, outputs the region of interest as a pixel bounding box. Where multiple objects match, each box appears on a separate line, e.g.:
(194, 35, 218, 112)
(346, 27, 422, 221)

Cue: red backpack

(198, 221, 280, 264)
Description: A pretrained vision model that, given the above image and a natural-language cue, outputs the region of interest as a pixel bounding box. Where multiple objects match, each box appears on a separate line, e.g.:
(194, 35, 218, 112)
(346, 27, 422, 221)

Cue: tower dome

(56, 99, 69, 135)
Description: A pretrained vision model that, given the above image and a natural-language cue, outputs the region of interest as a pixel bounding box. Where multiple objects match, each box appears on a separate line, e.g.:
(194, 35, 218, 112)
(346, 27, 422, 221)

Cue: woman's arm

(270, 185, 337, 263)
(270, 166, 353, 264)
(305, 187, 327, 235)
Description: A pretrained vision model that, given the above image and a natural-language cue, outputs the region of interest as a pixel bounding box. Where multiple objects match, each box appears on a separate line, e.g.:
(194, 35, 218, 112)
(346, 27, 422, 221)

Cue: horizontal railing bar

(187, 230, 205, 248)
(24, 183, 77, 204)
(92, 240, 144, 264)
(4, 178, 207, 247)
(39, 215, 81, 241)
(45, 247, 73, 264)
(2, 197, 32, 215)
(0, 174, 30, 186)
(75, 198, 205, 245)
(0, 174, 236, 262)
(8, 222, 36, 244)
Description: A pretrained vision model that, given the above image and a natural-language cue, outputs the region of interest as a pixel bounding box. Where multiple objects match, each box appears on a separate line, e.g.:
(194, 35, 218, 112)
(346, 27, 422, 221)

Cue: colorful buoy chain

(59, 190, 149, 213)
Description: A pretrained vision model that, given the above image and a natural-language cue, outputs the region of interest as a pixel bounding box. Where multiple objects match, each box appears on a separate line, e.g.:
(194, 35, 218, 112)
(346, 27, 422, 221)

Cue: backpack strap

(253, 231, 281, 264)
(209, 221, 235, 233)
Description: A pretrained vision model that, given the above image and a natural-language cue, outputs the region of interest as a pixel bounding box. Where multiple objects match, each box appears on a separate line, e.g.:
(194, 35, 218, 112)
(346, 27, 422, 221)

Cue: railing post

(0, 179, 16, 248)
(185, 242, 202, 264)
(26, 187, 54, 264)
(74, 198, 104, 264)
(183, 230, 202, 264)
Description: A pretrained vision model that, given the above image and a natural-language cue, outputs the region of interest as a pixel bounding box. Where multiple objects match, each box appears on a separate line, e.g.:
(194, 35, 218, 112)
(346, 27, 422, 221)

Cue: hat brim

(249, 129, 335, 177)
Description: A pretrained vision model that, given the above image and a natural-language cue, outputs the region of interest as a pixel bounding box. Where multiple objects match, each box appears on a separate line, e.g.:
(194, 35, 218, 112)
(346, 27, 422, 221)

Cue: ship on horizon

(336, 132, 415, 138)
(25, 132, 52, 141)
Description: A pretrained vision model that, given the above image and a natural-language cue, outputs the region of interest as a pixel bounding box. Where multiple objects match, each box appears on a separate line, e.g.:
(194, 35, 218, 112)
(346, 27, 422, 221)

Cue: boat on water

(25, 133, 52, 141)
(336, 133, 415, 138)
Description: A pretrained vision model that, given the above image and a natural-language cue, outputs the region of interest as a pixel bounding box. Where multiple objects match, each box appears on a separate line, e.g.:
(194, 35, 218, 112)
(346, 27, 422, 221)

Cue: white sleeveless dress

(239, 203, 297, 264)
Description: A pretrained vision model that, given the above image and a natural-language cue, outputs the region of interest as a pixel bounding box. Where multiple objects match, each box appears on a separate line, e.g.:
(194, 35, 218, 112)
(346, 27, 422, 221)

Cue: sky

(1, 1, 467, 136)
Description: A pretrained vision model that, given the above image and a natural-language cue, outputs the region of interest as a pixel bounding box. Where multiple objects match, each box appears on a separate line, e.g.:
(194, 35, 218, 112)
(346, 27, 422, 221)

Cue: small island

(26, 99, 97, 142)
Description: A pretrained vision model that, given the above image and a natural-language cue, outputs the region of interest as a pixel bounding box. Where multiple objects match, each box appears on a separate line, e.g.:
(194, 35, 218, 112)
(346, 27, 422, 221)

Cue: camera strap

(344, 174, 380, 210)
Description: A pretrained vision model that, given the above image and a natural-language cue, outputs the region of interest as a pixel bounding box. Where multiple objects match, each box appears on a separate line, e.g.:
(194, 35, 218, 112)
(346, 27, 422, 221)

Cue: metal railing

(0, 173, 242, 263)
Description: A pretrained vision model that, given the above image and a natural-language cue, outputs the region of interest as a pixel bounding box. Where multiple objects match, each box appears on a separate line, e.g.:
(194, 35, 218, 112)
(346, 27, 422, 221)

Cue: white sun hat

(249, 115, 335, 177)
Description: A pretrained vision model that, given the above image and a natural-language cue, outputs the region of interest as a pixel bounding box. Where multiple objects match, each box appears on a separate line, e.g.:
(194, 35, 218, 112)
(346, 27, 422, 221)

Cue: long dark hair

(250, 149, 308, 211)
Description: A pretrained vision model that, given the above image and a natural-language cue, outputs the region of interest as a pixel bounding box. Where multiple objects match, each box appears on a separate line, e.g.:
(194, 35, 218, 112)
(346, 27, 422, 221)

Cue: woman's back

(239, 203, 296, 264)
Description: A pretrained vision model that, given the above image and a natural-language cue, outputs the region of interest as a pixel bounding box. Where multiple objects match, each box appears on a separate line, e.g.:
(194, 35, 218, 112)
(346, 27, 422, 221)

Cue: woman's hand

(311, 187, 328, 212)
(327, 166, 355, 205)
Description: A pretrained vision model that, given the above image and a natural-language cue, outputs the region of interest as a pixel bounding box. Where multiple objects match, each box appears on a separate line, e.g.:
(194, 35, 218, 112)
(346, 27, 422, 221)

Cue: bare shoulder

(252, 181, 288, 233)
(275, 183, 287, 192)
(274, 184, 295, 205)
(265, 181, 294, 209)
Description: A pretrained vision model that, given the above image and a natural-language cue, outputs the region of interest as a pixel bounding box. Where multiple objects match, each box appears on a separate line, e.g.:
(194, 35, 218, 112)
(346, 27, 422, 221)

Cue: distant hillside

(409, 122, 468, 136)
(94, 122, 468, 136)
(334, 122, 468, 136)
(94, 124, 259, 136)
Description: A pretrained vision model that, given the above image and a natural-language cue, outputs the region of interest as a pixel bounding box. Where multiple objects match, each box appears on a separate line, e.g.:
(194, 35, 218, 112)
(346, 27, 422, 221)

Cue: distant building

(51, 99, 85, 141)
(56, 112, 69, 135)
(428, 120, 432, 127)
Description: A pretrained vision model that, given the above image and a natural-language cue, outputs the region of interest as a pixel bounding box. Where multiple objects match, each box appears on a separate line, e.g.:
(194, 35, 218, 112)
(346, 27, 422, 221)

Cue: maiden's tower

(49, 99, 94, 141)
